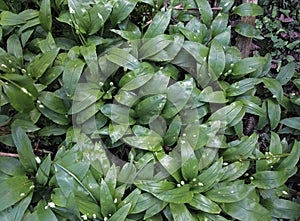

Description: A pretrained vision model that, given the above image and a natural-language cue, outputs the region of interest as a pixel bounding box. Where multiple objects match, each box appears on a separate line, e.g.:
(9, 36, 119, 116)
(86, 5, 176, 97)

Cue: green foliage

(0, 0, 299, 220)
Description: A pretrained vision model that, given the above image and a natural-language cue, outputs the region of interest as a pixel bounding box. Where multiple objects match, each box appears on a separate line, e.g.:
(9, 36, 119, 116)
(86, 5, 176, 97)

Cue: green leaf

(0, 156, 25, 176)
(139, 70, 170, 96)
(111, 0, 137, 25)
(139, 35, 172, 60)
(39, 91, 67, 115)
(169, 203, 195, 221)
(118, 162, 136, 184)
(162, 78, 194, 119)
(164, 115, 182, 146)
(181, 140, 198, 181)
(208, 101, 244, 127)
(36, 200, 58, 221)
(135, 94, 167, 124)
(280, 117, 300, 130)
(208, 40, 225, 77)
(144, 9, 171, 38)
(0, 0, 9, 11)
(226, 78, 262, 96)
(106, 48, 140, 70)
(100, 179, 116, 217)
(221, 161, 250, 182)
(7, 34, 23, 62)
(277, 140, 300, 171)
(188, 193, 221, 214)
(211, 13, 228, 38)
(205, 182, 255, 203)
(0, 11, 26, 26)
(0, 192, 33, 221)
(27, 48, 59, 79)
(62, 58, 86, 96)
(36, 154, 51, 186)
(222, 197, 271, 221)
(144, 199, 167, 219)
(198, 87, 227, 103)
(39, 0, 52, 31)
(232, 57, 266, 76)
(267, 99, 281, 130)
(235, 22, 263, 39)
(261, 198, 300, 219)
(38, 105, 70, 125)
(194, 0, 213, 26)
(262, 78, 283, 102)
(12, 126, 37, 173)
(251, 170, 289, 189)
(3, 84, 35, 113)
(155, 151, 181, 182)
(222, 133, 258, 161)
(80, 44, 99, 81)
(121, 74, 153, 91)
(233, 3, 263, 16)
(276, 62, 295, 85)
(0, 175, 34, 212)
(101, 104, 135, 125)
(135, 180, 193, 203)
(132, 193, 157, 214)
(108, 203, 131, 221)
(109, 124, 128, 143)
(123, 130, 163, 152)
(192, 158, 223, 193)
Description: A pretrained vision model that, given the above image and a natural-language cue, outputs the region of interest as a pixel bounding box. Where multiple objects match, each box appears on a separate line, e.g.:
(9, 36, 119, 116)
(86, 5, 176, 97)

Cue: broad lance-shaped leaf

(155, 152, 181, 183)
(164, 115, 182, 146)
(188, 193, 221, 214)
(144, 9, 171, 38)
(101, 104, 135, 125)
(208, 39, 225, 78)
(39, 0, 52, 31)
(162, 78, 194, 119)
(27, 48, 59, 79)
(108, 203, 131, 221)
(134, 180, 193, 203)
(222, 133, 258, 161)
(106, 48, 140, 70)
(276, 62, 295, 85)
(180, 140, 198, 181)
(0, 11, 26, 26)
(109, 124, 128, 143)
(261, 198, 300, 220)
(267, 98, 281, 130)
(0, 175, 34, 212)
(62, 58, 85, 96)
(12, 126, 37, 173)
(233, 3, 263, 16)
(194, 0, 213, 26)
(139, 35, 172, 60)
(235, 22, 263, 39)
(232, 57, 266, 76)
(36, 154, 51, 186)
(280, 117, 300, 130)
(251, 170, 290, 189)
(211, 13, 228, 38)
(100, 179, 116, 217)
(80, 44, 98, 81)
(135, 94, 167, 124)
(222, 197, 271, 221)
(110, 0, 136, 25)
(192, 158, 223, 193)
(39, 91, 67, 114)
(169, 203, 194, 221)
(7, 34, 23, 62)
(205, 182, 255, 203)
(3, 84, 35, 113)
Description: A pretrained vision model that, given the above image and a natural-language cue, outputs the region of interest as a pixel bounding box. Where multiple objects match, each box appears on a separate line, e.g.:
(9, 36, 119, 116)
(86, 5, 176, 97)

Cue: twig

(0, 152, 19, 158)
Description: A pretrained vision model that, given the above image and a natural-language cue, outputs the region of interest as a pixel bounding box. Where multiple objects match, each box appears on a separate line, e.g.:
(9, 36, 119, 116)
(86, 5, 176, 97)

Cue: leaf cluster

(0, 0, 299, 220)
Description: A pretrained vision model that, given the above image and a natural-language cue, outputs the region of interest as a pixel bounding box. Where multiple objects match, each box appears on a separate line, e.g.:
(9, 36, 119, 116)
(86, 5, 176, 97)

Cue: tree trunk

(236, 0, 258, 58)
